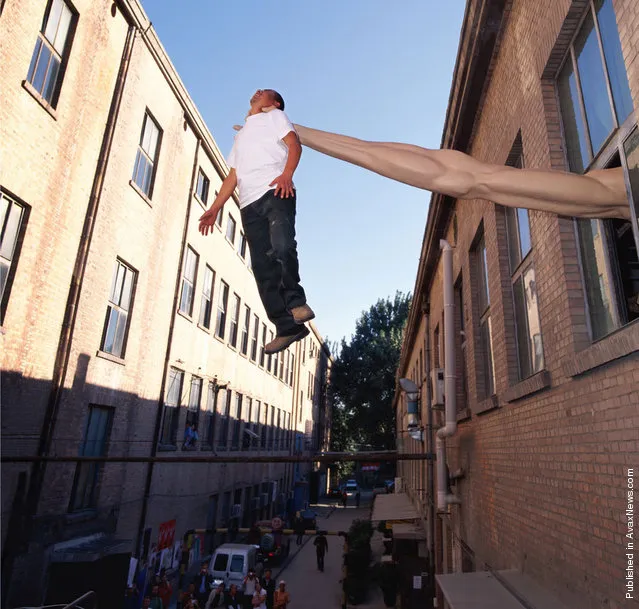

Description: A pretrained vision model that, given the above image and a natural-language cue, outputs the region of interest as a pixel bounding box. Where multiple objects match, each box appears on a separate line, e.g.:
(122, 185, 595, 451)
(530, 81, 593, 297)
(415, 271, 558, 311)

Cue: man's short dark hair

(268, 90, 285, 111)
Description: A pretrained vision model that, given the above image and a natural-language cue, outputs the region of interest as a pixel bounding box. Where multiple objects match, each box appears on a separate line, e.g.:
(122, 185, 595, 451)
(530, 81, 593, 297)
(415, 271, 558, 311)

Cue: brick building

(0, 0, 331, 605)
(393, 1, 639, 608)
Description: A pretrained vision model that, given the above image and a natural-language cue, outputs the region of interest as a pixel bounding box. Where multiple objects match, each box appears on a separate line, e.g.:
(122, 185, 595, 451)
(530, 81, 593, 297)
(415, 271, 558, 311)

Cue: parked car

(373, 482, 387, 496)
(299, 509, 318, 530)
(209, 543, 263, 592)
(345, 481, 358, 496)
(328, 486, 342, 498)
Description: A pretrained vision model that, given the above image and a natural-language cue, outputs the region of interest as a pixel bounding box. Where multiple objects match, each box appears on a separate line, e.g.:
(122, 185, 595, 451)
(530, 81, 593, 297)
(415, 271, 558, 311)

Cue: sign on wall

(158, 519, 176, 551)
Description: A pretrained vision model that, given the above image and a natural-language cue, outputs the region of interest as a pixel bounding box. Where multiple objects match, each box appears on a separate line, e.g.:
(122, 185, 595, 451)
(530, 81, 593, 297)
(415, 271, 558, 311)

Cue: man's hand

(199, 205, 221, 235)
(270, 171, 294, 198)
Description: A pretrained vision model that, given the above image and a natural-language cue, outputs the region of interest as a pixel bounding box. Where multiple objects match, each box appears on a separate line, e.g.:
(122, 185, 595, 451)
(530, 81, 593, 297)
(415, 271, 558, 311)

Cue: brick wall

(399, 0, 639, 607)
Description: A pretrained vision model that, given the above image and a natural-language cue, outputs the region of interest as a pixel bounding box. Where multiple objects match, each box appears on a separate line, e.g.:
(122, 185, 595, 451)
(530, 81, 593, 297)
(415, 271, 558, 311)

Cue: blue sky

(140, 0, 465, 345)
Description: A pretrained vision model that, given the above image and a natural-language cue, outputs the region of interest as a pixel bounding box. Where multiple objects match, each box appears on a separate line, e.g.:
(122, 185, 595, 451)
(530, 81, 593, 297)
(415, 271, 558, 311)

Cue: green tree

(330, 292, 411, 453)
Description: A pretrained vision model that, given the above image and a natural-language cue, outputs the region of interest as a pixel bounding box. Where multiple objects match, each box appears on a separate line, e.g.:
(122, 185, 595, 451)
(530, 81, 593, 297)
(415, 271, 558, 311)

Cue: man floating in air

(199, 89, 314, 355)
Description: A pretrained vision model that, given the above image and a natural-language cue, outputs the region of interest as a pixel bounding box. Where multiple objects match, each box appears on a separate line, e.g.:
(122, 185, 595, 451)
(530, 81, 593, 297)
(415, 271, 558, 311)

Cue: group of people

(125, 568, 173, 609)
(180, 563, 289, 609)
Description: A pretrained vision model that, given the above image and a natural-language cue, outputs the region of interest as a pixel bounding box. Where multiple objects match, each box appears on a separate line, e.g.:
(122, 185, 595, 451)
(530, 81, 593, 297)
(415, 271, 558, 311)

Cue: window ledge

(213, 333, 226, 345)
(129, 179, 153, 207)
(158, 444, 178, 452)
(176, 309, 193, 323)
(96, 350, 125, 366)
(456, 407, 472, 423)
(503, 370, 551, 403)
(194, 194, 207, 211)
(564, 320, 639, 377)
(22, 80, 58, 120)
(475, 394, 499, 415)
(65, 509, 98, 524)
(197, 323, 211, 334)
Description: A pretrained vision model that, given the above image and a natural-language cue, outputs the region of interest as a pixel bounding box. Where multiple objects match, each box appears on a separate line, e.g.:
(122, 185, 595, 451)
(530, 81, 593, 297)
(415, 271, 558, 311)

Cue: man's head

(200, 561, 208, 574)
(249, 89, 285, 112)
(230, 584, 238, 595)
(143, 597, 151, 608)
(264, 569, 272, 579)
(151, 585, 159, 597)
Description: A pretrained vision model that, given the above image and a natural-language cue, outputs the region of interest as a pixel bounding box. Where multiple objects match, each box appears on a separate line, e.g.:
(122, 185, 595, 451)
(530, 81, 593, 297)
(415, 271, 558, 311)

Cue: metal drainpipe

(1, 22, 137, 609)
(422, 303, 436, 595)
(436, 240, 460, 510)
(135, 135, 202, 556)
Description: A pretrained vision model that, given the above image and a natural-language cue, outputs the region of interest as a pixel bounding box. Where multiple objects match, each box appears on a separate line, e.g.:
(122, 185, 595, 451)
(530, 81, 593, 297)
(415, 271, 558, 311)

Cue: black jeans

(241, 190, 306, 336)
(316, 551, 325, 571)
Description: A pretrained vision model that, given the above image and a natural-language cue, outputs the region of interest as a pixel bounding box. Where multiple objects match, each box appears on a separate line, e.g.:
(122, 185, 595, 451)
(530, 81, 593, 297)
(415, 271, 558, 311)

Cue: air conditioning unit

(394, 477, 403, 494)
(230, 503, 243, 519)
(430, 368, 445, 407)
(261, 493, 269, 508)
(251, 497, 261, 511)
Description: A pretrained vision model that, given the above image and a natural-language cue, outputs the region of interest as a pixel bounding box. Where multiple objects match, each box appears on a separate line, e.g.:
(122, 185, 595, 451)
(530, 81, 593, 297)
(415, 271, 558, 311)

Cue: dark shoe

(291, 303, 315, 324)
(264, 326, 309, 354)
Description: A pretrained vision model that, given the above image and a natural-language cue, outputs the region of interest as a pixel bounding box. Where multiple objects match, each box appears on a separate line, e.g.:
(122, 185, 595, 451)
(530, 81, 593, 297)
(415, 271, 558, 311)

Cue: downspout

(422, 304, 436, 588)
(436, 240, 460, 510)
(135, 135, 201, 555)
(2, 22, 137, 608)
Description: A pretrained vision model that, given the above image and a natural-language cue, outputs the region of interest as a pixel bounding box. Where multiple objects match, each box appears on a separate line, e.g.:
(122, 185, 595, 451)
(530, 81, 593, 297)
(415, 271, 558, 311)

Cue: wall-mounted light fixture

(399, 378, 423, 441)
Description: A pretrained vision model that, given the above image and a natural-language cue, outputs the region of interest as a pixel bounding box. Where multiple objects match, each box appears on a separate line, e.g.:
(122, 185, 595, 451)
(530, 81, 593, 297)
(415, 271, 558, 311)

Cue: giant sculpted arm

(292, 124, 630, 220)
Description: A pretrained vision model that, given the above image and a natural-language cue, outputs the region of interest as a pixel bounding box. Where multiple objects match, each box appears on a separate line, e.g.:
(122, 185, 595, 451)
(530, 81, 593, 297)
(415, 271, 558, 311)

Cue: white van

(209, 543, 263, 592)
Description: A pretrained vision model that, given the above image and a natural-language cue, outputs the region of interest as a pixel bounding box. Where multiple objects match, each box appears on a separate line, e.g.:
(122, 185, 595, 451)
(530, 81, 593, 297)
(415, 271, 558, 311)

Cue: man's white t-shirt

(227, 109, 296, 208)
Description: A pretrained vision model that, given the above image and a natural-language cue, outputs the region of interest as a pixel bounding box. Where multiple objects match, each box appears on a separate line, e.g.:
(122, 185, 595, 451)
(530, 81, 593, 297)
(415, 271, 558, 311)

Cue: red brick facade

(396, 1, 639, 608)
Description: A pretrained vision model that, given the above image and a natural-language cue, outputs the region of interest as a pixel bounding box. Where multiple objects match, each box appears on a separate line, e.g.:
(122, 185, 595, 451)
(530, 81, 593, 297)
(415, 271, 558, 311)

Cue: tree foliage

(330, 292, 411, 453)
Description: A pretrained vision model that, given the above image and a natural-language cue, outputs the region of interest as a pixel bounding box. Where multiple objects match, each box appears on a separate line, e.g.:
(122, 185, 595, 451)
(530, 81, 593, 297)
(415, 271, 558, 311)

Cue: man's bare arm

(270, 131, 302, 198)
(199, 168, 237, 235)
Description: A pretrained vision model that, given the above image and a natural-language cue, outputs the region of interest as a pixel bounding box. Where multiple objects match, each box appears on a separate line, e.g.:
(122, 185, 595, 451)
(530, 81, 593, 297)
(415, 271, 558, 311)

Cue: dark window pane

(102, 307, 118, 353)
(513, 267, 544, 380)
(623, 128, 639, 242)
(480, 317, 495, 397)
(574, 10, 615, 156)
(595, 0, 633, 124)
(577, 219, 620, 339)
(27, 38, 43, 86)
(31, 42, 53, 95)
(557, 58, 589, 172)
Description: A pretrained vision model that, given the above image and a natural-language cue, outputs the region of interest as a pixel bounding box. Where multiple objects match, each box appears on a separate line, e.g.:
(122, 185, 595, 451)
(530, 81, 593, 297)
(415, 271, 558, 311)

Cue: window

(215, 281, 229, 339)
(215, 195, 223, 227)
(250, 315, 259, 362)
(557, 0, 633, 173)
(238, 232, 248, 259)
(283, 350, 289, 385)
(195, 168, 210, 205)
(278, 351, 284, 380)
(178, 246, 198, 316)
(199, 266, 215, 329)
(26, 0, 76, 108)
(254, 401, 261, 450)
(472, 232, 495, 398)
(232, 393, 242, 450)
(260, 323, 267, 367)
(454, 276, 469, 414)
(229, 293, 240, 347)
(1, 191, 28, 323)
(132, 111, 162, 197)
(218, 389, 230, 449)
(203, 381, 218, 448)
(240, 305, 250, 355)
(161, 369, 183, 445)
(213, 553, 228, 572)
(273, 351, 279, 378)
(275, 409, 281, 450)
(261, 403, 268, 448)
(100, 259, 136, 358)
(267, 330, 274, 372)
(269, 406, 275, 450)
(504, 159, 545, 379)
(243, 397, 253, 450)
(183, 376, 202, 449)
(299, 392, 303, 422)
(289, 353, 295, 386)
(230, 555, 244, 573)
(226, 215, 237, 244)
(69, 405, 113, 511)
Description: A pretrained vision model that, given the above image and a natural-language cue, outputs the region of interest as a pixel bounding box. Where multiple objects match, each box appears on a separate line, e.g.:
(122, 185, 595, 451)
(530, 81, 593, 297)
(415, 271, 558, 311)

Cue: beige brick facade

(395, 1, 639, 608)
(0, 0, 331, 605)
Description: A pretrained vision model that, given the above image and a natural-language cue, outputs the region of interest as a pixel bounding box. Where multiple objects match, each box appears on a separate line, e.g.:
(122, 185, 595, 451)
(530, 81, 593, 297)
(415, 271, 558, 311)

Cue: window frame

(195, 168, 210, 206)
(215, 280, 229, 339)
(229, 293, 241, 348)
(100, 258, 137, 359)
(199, 265, 215, 330)
(0, 189, 30, 325)
(25, 0, 78, 110)
(131, 110, 162, 199)
(226, 214, 237, 245)
(184, 376, 203, 449)
(160, 368, 184, 447)
(202, 381, 219, 449)
(179, 246, 199, 317)
(240, 304, 250, 355)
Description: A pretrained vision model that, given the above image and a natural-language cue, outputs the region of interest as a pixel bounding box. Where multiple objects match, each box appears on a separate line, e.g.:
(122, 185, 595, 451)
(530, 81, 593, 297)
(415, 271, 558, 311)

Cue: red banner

(158, 519, 176, 551)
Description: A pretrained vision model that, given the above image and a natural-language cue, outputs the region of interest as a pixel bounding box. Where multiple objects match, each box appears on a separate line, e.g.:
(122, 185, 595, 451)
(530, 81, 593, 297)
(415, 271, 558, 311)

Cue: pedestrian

(247, 522, 261, 545)
(294, 517, 304, 546)
(313, 533, 328, 572)
(199, 89, 313, 355)
(205, 583, 225, 609)
(149, 585, 163, 609)
(192, 562, 213, 607)
(143, 596, 152, 609)
(355, 491, 361, 508)
(226, 584, 242, 609)
(252, 581, 267, 609)
(124, 585, 139, 609)
(183, 423, 199, 450)
(261, 569, 275, 609)
(243, 569, 258, 609)
(181, 583, 197, 607)
(157, 568, 172, 609)
(342, 491, 347, 509)
(273, 581, 290, 609)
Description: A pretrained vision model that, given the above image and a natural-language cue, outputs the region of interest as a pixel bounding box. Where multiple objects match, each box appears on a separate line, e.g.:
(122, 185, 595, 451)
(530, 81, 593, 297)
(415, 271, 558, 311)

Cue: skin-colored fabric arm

(293, 124, 630, 220)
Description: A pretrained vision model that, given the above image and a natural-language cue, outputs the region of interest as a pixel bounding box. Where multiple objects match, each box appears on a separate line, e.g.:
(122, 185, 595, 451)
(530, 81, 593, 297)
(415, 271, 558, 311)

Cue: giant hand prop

(291, 125, 630, 220)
